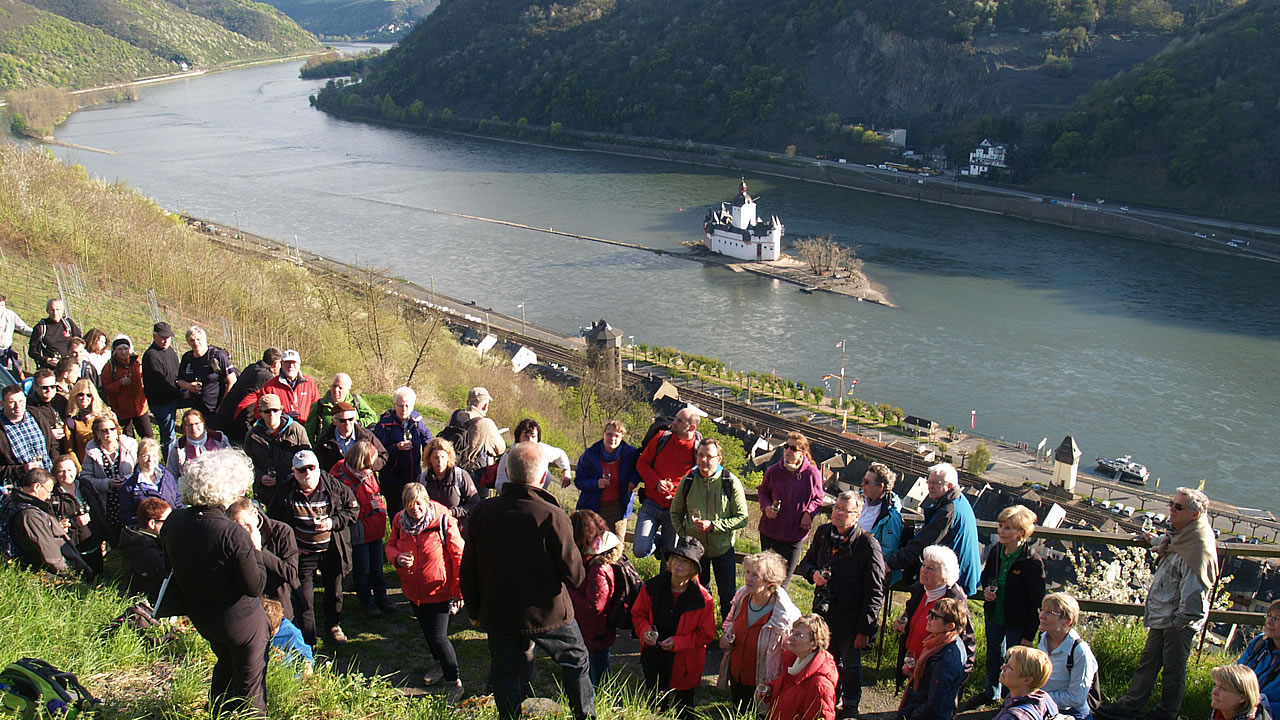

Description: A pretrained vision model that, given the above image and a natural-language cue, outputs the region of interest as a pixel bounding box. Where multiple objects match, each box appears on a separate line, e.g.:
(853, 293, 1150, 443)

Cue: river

(44, 51, 1280, 511)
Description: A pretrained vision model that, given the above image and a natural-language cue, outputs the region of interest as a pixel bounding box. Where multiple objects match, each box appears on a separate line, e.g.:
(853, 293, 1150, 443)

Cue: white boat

(703, 180, 783, 262)
(1095, 455, 1150, 485)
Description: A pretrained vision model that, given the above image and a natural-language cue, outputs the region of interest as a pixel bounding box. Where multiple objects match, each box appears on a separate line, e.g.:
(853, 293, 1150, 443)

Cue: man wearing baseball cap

(244, 393, 311, 506)
(244, 349, 320, 432)
(142, 321, 182, 449)
(268, 448, 359, 647)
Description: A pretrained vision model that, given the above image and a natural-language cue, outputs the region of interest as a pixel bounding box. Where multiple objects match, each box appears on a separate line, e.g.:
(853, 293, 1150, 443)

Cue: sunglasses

(75, 392, 93, 398)
(928, 610, 944, 619)
(1168, 501, 1185, 511)
(783, 444, 802, 451)
(335, 417, 357, 423)
(294, 465, 317, 472)
(262, 408, 282, 414)
(36, 384, 57, 391)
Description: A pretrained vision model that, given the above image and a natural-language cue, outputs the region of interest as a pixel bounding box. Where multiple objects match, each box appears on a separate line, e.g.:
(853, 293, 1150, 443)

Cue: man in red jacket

(460, 442, 594, 720)
(632, 407, 701, 559)
(243, 349, 319, 429)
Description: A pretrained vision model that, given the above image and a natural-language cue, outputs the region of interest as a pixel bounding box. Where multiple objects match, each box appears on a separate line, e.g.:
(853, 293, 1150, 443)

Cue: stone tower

(583, 319, 623, 389)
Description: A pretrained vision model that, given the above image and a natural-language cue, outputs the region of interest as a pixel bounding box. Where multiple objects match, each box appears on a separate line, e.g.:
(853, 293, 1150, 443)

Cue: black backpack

(436, 411, 489, 474)
(603, 556, 644, 632)
(1067, 636, 1104, 711)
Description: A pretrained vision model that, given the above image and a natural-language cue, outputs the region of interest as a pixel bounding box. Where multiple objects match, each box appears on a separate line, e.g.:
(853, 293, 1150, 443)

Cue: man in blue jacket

(574, 420, 638, 541)
(860, 461, 905, 586)
(884, 462, 981, 595)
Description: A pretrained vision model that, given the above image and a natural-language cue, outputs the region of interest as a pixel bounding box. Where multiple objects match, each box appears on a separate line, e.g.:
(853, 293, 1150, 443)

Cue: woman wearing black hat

(631, 535, 717, 715)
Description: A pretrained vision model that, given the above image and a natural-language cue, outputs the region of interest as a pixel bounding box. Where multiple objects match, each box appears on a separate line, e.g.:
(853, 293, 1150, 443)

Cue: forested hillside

(1011, 0, 1280, 220)
(0, 0, 319, 90)
(259, 0, 439, 39)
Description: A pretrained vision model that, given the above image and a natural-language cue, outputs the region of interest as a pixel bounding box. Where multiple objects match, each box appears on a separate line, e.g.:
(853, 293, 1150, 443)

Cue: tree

(793, 235, 858, 276)
(967, 441, 992, 475)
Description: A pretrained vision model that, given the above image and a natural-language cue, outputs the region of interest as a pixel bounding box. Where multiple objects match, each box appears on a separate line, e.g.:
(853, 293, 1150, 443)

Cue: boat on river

(1096, 455, 1150, 485)
(703, 180, 783, 262)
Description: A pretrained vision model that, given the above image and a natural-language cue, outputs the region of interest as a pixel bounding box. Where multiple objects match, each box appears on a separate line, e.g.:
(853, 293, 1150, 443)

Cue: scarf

(400, 504, 434, 536)
(788, 651, 817, 675)
(909, 628, 961, 691)
(924, 584, 947, 603)
(1158, 514, 1218, 590)
(600, 445, 621, 464)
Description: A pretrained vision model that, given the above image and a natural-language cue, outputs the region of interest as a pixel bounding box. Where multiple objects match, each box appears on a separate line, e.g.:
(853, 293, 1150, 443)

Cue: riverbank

(314, 102, 1280, 262)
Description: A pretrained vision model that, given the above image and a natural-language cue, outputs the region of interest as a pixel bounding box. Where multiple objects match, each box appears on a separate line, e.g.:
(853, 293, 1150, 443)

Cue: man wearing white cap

(244, 349, 320, 430)
(267, 448, 359, 647)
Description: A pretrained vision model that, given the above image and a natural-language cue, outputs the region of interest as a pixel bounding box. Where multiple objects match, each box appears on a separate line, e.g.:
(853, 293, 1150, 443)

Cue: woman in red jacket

(632, 535, 716, 715)
(767, 614, 839, 720)
(334, 440, 391, 618)
(386, 482, 465, 701)
(569, 510, 620, 687)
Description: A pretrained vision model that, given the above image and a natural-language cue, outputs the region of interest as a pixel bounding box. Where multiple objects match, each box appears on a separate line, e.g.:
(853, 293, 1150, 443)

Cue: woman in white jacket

(719, 550, 802, 709)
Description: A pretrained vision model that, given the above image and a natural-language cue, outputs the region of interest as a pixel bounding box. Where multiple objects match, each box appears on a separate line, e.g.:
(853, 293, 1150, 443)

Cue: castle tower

(1052, 436, 1082, 492)
(583, 319, 623, 389)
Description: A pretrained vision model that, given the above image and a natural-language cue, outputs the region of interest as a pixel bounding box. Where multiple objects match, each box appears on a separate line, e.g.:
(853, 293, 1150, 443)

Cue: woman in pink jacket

(569, 511, 623, 687)
(334, 440, 390, 617)
(386, 482, 465, 701)
(720, 550, 802, 709)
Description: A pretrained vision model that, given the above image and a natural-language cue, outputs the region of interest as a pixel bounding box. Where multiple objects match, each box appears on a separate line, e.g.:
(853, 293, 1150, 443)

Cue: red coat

(631, 577, 716, 691)
(385, 503, 463, 606)
(767, 649, 838, 720)
(333, 460, 388, 544)
(100, 355, 148, 419)
(243, 374, 320, 423)
(569, 561, 615, 652)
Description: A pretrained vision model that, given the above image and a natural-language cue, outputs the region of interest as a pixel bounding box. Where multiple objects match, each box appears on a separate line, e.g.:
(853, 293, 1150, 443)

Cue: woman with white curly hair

(161, 448, 269, 716)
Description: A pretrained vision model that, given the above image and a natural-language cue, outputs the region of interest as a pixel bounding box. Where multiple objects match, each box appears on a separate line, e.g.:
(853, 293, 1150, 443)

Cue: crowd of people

(0, 301, 1268, 720)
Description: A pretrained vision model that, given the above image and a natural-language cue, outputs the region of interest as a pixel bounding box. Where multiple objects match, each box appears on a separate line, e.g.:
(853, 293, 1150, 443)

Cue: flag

(835, 340, 844, 348)
(851, 378, 858, 386)
(821, 374, 834, 381)
(970, 410, 976, 430)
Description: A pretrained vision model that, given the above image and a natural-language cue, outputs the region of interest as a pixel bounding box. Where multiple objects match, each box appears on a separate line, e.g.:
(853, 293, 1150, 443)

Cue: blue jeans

(984, 615, 1029, 698)
(350, 539, 387, 606)
(588, 647, 610, 687)
(488, 622, 594, 720)
(632, 499, 675, 559)
(831, 630, 865, 712)
(151, 399, 179, 450)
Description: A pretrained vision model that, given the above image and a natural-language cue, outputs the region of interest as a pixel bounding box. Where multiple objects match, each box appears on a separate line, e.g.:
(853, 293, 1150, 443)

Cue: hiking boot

(329, 626, 348, 644)
(444, 680, 464, 703)
(423, 667, 444, 686)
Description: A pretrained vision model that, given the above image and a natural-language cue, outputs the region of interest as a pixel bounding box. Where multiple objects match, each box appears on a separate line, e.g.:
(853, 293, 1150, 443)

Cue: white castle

(702, 180, 783, 262)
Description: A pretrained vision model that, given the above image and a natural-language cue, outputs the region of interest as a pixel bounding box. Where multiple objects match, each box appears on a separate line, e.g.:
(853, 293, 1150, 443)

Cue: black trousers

(295, 549, 343, 646)
(191, 600, 269, 716)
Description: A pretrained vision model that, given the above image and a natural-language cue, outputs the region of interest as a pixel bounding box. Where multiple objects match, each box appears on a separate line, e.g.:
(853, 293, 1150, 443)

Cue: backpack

(637, 420, 702, 502)
(677, 468, 738, 510)
(602, 556, 644, 632)
(0, 496, 37, 561)
(1066, 636, 1104, 711)
(0, 657, 100, 719)
(436, 412, 489, 476)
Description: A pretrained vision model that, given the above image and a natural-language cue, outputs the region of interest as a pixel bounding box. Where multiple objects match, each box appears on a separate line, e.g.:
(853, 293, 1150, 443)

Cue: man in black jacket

(214, 348, 281, 442)
(314, 401, 387, 473)
(798, 490, 886, 719)
(5, 468, 90, 578)
(268, 449, 359, 647)
(27, 298, 80, 371)
(141, 322, 182, 450)
(461, 441, 594, 720)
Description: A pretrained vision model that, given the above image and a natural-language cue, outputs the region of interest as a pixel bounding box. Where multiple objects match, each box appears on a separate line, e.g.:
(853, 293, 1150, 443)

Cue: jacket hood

(255, 413, 296, 435)
(1002, 689, 1058, 720)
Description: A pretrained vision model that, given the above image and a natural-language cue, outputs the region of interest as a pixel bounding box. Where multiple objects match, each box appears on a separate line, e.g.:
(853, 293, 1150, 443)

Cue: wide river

(45, 53, 1280, 510)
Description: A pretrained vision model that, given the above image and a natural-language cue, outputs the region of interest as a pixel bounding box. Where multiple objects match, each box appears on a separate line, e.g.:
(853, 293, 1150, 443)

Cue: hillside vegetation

(0, 0, 319, 90)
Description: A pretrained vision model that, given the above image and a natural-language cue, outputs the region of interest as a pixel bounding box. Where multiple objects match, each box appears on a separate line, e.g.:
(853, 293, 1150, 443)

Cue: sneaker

(423, 667, 444, 686)
(444, 680, 464, 703)
(329, 626, 348, 644)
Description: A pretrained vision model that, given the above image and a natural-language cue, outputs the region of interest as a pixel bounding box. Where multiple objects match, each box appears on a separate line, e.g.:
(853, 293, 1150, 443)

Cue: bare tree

(793, 235, 857, 276)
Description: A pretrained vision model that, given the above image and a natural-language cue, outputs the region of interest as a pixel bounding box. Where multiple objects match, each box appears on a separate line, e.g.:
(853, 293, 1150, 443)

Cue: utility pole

(517, 302, 526, 335)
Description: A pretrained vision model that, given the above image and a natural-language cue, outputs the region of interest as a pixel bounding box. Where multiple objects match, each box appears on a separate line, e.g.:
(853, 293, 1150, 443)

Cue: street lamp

(628, 335, 635, 365)
(517, 302, 526, 335)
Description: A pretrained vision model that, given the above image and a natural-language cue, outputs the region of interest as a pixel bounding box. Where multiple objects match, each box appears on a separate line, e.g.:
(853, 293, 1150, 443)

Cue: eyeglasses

(336, 417, 357, 423)
(294, 465, 317, 472)
(1168, 501, 1185, 511)
(36, 384, 56, 391)
(75, 392, 93, 398)
(784, 444, 802, 451)
(262, 408, 282, 414)
(927, 610, 944, 619)
(1039, 608, 1066, 617)
(1266, 614, 1280, 624)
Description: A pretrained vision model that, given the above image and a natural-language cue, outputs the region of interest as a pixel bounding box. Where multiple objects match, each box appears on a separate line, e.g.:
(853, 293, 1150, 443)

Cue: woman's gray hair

(744, 550, 788, 591)
(181, 447, 254, 508)
(922, 544, 961, 588)
(393, 386, 416, 405)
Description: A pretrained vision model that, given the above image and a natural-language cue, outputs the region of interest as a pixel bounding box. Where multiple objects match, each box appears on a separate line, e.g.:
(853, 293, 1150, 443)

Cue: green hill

(0, 0, 320, 90)
(1012, 0, 1280, 221)
(259, 0, 439, 39)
